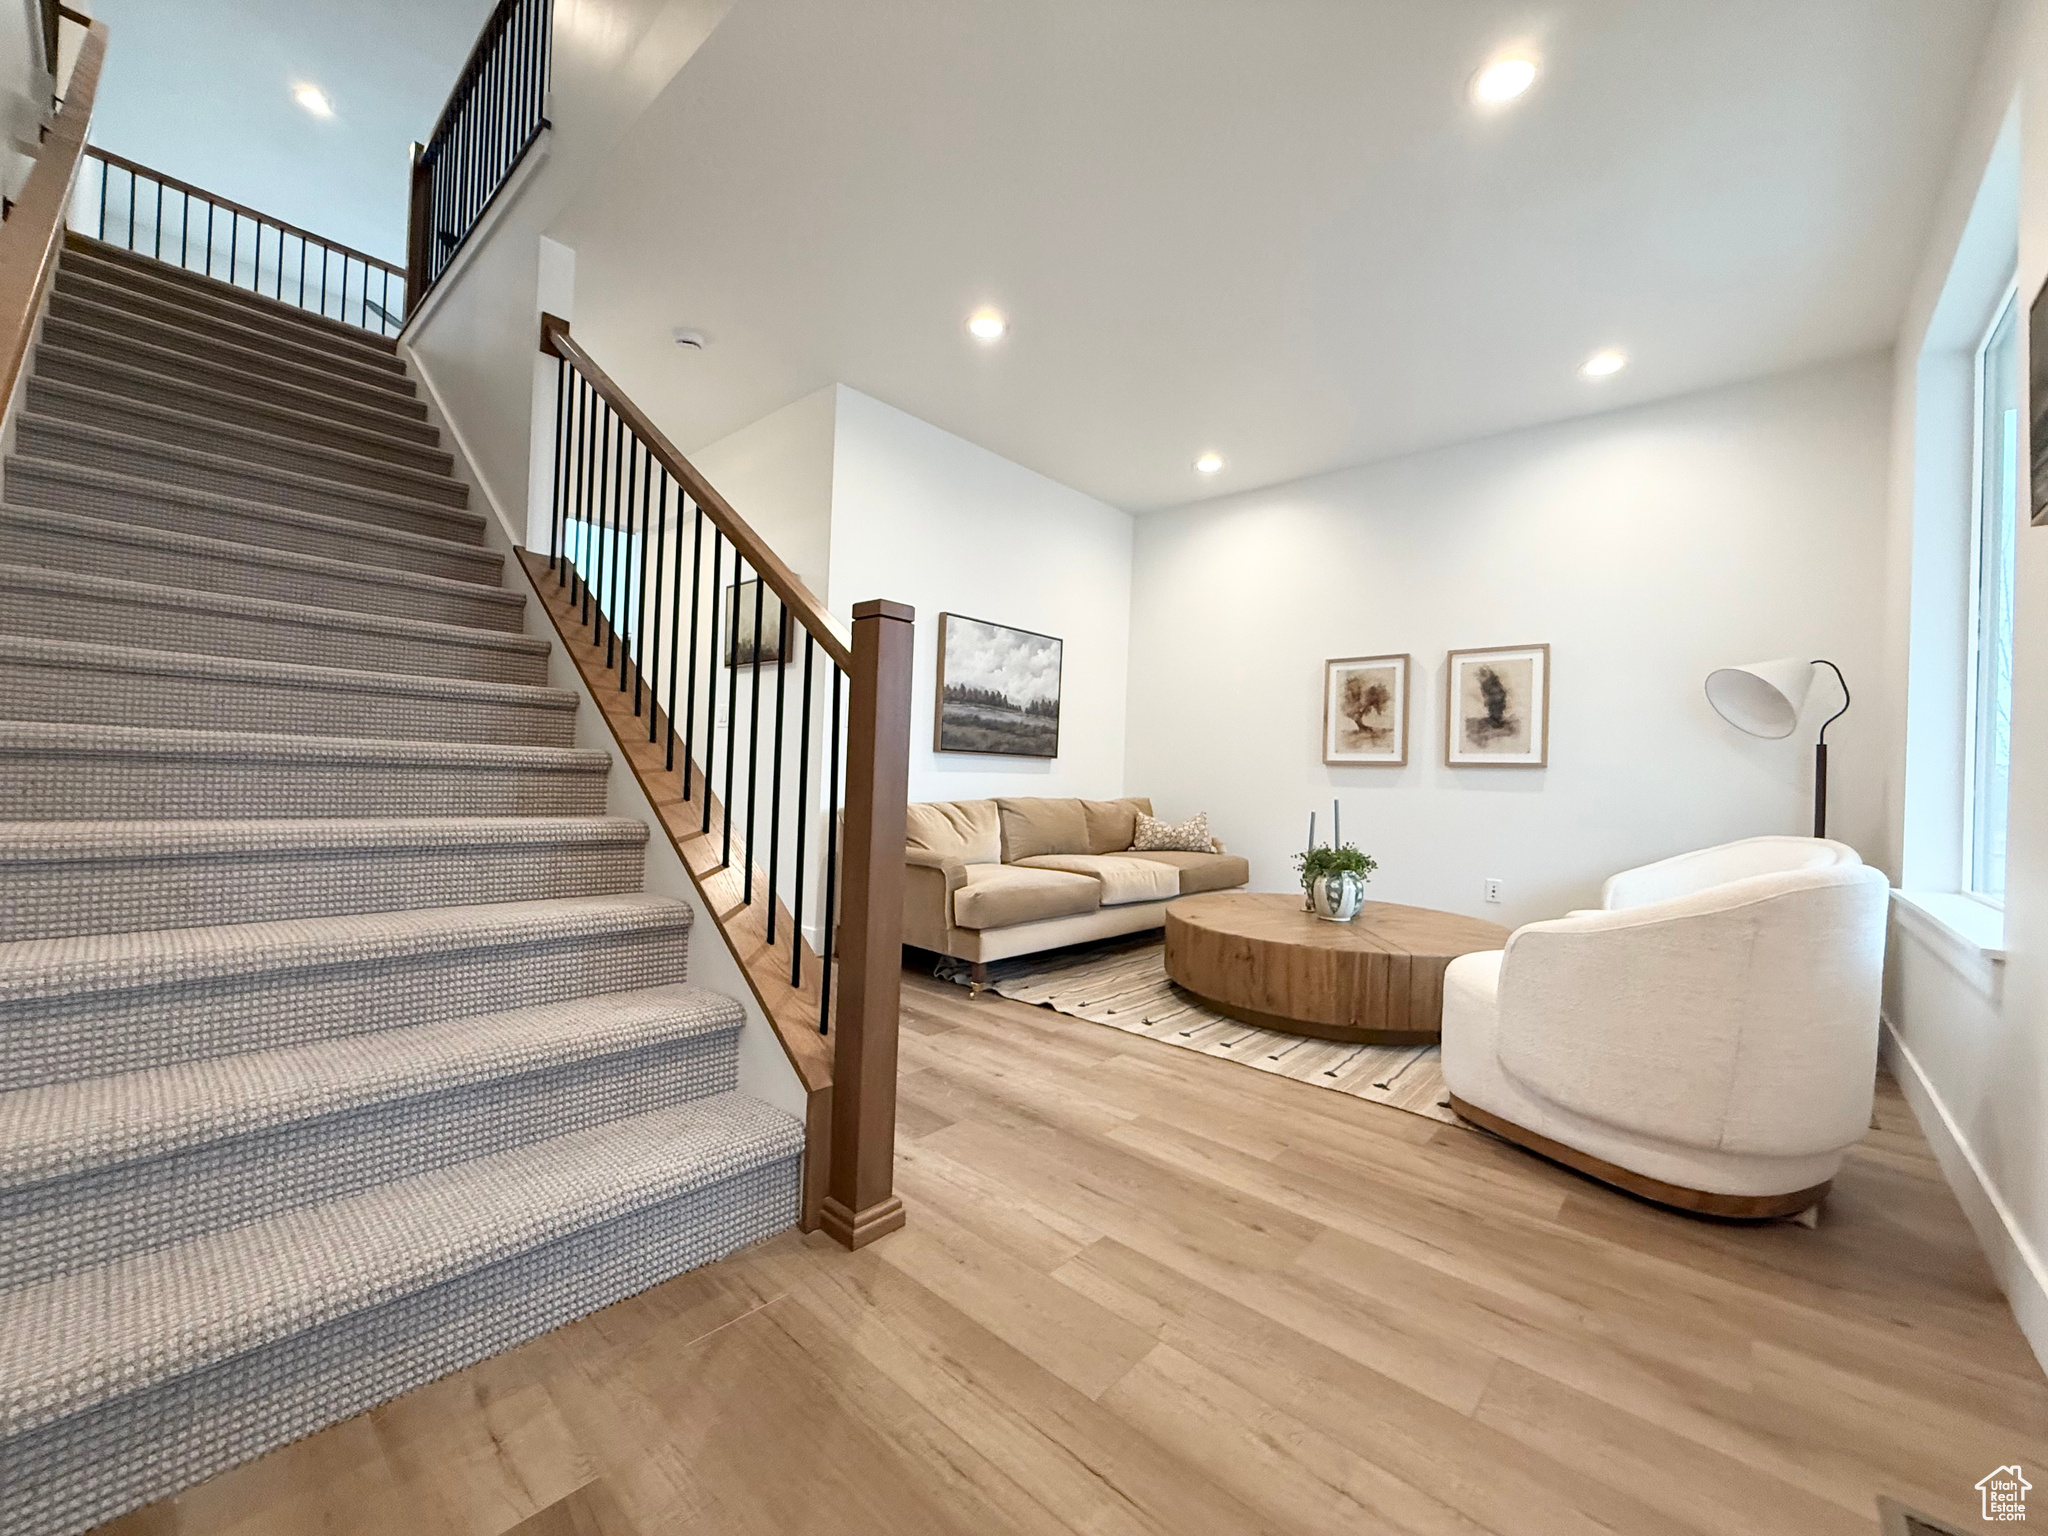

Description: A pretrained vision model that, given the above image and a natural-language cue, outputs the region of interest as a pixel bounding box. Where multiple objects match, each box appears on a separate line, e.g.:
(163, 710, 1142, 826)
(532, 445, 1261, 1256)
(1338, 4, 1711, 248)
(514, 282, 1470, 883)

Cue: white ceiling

(80, 0, 499, 262)
(564, 0, 1996, 512)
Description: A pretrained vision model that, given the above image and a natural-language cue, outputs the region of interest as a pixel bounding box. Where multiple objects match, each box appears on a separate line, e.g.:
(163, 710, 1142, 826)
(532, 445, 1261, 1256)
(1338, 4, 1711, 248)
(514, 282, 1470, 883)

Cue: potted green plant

(1295, 842, 1377, 922)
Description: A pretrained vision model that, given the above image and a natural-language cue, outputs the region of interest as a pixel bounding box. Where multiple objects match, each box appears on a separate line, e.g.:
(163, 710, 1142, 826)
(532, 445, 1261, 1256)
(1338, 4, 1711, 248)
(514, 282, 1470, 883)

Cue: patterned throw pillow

(1131, 810, 1210, 853)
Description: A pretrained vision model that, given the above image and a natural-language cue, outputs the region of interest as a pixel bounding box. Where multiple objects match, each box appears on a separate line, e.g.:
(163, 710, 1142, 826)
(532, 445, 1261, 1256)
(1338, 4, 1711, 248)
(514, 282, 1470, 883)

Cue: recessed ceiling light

(1580, 349, 1627, 379)
(1471, 55, 1538, 107)
(967, 309, 1006, 340)
(292, 83, 334, 118)
(1194, 452, 1224, 474)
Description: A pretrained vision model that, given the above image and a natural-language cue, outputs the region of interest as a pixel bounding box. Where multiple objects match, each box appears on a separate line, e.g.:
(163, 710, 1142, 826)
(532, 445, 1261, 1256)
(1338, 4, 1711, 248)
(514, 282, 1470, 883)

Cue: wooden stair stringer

(519, 548, 835, 1229)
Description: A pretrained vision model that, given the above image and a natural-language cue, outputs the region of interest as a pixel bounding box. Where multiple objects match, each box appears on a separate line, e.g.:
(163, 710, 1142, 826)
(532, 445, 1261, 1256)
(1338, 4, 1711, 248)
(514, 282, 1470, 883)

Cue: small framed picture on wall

(1323, 654, 1409, 765)
(1445, 644, 1550, 767)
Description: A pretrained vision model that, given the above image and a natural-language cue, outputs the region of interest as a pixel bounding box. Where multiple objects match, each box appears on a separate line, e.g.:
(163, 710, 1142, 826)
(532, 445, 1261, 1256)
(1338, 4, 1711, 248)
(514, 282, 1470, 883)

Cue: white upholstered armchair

(1440, 837, 1888, 1217)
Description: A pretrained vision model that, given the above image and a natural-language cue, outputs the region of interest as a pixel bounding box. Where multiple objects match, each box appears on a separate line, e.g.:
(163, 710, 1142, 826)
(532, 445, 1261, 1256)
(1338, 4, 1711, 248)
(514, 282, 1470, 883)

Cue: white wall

(1880, 0, 2048, 1369)
(689, 383, 836, 596)
(1125, 354, 1893, 928)
(827, 386, 1135, 806)
(1, 0, 47, 208)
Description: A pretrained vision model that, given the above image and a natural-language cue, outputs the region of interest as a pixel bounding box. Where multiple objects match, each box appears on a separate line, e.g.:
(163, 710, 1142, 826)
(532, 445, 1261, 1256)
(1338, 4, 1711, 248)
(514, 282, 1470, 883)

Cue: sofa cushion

(1014, 853, 1181, 906)
(951, 863, 1102, 930)
(1124, 850, 1251, 896)
(1080, 797, 1155, 854)
(906, 798, 1000, 865)
(996, 797, 1090, 862)
(1133, 809, 1212, 852)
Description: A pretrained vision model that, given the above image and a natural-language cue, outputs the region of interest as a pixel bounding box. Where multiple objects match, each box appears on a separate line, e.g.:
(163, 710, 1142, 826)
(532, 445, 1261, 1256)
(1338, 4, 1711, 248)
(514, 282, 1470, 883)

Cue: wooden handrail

(540, 314, 857, 672)
(83, 146, 405, 279)
(0, 9, 105, 416)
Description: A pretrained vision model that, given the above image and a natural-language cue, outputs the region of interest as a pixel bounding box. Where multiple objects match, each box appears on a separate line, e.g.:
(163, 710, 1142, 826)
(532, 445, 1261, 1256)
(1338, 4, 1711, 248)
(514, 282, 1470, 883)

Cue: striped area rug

(940, 938, 1456, 1126)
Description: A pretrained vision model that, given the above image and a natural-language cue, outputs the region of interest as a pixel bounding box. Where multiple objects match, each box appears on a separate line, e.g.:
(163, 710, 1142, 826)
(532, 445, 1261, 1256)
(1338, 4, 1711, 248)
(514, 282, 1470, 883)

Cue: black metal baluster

(766, 606, 789, 943)
(635, 442, 655, 712)
(578, 385, 596, 620)
(95, 154, 106, 237)
(662, 476, 685, 757)
(319, 245, 329, 317)
(678, 507, 703, 781)
(744, 576, 765, 900)
(549, 356, 567, 575)
(618, 434, 638, 694)
(608, 412, 628, 672)
(647, 465, 666, 736)
(152, 177, 161, 258)
(703, 531, 723, 834)
(179, 189, 188, 268)
(792, 635, 813, 987)
(203, 199, 214, 277)
(819, 667, 842, 1034)
(596, 404, 616, 657)
(721, 557, 742, 867)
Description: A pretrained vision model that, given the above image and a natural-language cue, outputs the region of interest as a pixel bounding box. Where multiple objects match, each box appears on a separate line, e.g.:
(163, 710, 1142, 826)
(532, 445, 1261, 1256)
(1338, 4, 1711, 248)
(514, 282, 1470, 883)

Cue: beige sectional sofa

(903, 795, 1249, 978)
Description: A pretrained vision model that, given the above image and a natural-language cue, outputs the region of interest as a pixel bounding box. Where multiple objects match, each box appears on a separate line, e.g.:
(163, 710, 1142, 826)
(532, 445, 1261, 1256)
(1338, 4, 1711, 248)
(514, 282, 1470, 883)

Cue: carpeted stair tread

(0, 814, 651, 939)
(53, 266, 406, 377)
(0, 892, 691, 1005)
(0, 814, 644, 862)
(0, 564, 546, 683)
(35, 335, 429, 438)
(14, 417, 476, 534)
(0, 981, 740, 1191)
(29, 349, 440, 454)
(0, 634, 579, 748)
(24, 380, 459, 498)
(0, 504, 525, 630)
(0, 635, 573, 715)
(46, 289, 414, 401)
(0, 722, 611, 821)
(0, 1091, 803, 1438)
(38, 314, 426, 426)
(4, 456, 490, 578)
(61, 233, 402, 354)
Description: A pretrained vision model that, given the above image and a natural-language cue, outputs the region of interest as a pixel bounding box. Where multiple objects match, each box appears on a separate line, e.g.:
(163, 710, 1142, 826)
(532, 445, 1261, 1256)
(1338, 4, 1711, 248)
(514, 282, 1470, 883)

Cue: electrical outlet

(1484, 878, 1504, 904)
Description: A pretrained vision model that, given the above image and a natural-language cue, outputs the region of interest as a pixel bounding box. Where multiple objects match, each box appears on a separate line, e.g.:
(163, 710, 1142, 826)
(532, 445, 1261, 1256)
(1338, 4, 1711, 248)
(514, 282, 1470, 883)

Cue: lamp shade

(1704, 657, 1816, 739)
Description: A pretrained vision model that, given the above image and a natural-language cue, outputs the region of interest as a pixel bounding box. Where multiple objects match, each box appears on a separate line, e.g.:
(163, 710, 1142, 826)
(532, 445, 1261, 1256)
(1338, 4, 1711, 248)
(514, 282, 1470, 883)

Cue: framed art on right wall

(1445, 643, 1550, 767)
(1323, 653, 1409, 765)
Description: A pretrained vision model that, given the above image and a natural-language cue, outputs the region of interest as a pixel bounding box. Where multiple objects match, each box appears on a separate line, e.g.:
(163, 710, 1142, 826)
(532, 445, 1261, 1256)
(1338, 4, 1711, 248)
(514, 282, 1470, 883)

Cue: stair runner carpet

(0, 233, 802, 1536)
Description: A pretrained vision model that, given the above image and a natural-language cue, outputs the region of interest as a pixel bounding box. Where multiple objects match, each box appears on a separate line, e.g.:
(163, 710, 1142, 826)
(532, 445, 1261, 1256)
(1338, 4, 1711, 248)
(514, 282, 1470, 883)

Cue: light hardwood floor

(100, 968, 2046, 1536)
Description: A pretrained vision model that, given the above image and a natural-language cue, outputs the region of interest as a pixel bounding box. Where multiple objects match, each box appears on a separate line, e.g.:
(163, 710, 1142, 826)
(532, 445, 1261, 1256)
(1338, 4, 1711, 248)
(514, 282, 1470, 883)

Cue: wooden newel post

(403, 142, 431, 318)
(820, 597, 914, 1250)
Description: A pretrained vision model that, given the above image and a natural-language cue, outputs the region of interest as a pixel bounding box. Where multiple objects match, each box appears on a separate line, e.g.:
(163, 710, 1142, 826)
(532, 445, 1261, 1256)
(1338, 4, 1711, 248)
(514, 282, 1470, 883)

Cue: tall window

(1967, 286, 2020, 902)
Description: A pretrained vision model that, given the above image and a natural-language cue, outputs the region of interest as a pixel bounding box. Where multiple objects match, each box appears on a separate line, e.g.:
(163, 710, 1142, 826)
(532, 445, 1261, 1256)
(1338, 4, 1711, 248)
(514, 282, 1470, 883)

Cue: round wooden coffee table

(1163, 892, 1510, 1045)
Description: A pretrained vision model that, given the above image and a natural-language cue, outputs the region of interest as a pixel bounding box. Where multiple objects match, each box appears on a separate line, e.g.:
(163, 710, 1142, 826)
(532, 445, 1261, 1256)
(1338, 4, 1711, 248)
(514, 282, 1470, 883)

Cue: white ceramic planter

(1309, 871, 1365, 922)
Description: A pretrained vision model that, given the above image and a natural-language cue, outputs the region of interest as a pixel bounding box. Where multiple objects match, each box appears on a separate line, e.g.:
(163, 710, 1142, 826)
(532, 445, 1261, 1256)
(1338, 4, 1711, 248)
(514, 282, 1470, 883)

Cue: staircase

(0, 234, 804, 1536)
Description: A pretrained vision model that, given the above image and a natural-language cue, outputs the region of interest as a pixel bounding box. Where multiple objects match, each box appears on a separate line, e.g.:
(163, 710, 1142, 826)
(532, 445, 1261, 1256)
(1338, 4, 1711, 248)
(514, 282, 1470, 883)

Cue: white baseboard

(1881, 1014, 2048, 1373)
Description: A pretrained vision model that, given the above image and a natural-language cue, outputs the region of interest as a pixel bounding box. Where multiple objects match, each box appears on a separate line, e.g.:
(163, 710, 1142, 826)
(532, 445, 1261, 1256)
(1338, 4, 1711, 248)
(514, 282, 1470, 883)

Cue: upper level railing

(0, 5, 105, 412)
(405, 0, 551, 314)
(536, 315, 913, 1251)
(71, 148, 407, 335)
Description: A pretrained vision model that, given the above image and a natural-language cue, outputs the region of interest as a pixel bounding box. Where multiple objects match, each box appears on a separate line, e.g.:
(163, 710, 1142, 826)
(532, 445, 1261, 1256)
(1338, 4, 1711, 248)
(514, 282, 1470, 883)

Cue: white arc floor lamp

(1704, 657, 1850, 838)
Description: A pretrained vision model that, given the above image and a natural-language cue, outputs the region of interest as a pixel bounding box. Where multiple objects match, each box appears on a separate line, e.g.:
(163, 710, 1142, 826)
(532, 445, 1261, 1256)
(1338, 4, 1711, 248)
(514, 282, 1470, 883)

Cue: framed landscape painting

(935, 613, 1062, 758)
(725, 577, 785, 667)
(1445, 643, 1550, 767)
(1323, 654, 1409, 765)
